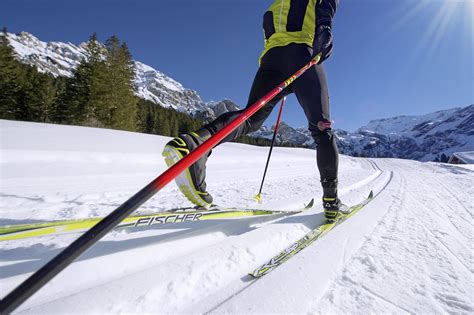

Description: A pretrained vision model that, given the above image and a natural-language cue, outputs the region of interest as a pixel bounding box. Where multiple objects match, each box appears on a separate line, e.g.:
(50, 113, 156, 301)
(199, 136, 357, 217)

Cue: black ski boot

(162, 128, 213, 208)
(321, 179, 341, 223)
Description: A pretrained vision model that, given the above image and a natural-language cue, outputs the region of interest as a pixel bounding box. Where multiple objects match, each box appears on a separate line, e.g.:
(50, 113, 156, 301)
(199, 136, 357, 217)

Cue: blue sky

(2, 0, 473, 131)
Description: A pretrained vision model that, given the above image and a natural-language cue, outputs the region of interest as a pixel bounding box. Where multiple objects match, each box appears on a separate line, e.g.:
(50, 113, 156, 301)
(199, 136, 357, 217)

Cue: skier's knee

(246, 104, 274, 134)
(313, 129, 334, 146)
(310, 121, 335, 146)
(246, 118, 265, 134)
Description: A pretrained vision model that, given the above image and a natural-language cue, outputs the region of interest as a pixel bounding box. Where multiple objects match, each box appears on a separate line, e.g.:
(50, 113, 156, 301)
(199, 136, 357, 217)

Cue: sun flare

(392, 0, 473, 62)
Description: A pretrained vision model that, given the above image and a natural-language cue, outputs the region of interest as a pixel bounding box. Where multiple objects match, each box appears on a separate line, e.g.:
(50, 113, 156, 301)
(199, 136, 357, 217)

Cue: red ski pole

(0, 54, 321, 314)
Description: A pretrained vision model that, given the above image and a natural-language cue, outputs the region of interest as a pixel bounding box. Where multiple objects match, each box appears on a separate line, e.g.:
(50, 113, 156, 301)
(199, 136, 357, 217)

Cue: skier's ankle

(321, 178, 338, 199)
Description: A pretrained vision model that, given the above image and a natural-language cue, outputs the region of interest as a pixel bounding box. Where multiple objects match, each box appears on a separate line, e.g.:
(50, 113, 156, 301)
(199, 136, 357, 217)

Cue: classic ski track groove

(203, 278, 257, 314)
(306, 170, 395, 311)
(409, 200, 472, 274)
(206, 165, 393, 311)
(427, 187, 472, 244)
(158, 165, 383, 263)
(19, 216, 297, 313)
(15, 205, 314, 312)
(418, 218, 472, 274)
(246, 168, 393, 279)
(398, 166, 472, 274)
(309, 169, 404, 313)
(359, 283, 413, 314)
(431, 175, 473, 222)
(9, 161, 393, 314)
(427, 163, 473, 217)
(202, 163, 393, 313)
(308, 160, 473, 314)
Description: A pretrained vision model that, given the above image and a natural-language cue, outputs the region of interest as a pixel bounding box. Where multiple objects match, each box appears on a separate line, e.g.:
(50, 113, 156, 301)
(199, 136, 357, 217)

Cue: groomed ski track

(1, 120, 473, 314)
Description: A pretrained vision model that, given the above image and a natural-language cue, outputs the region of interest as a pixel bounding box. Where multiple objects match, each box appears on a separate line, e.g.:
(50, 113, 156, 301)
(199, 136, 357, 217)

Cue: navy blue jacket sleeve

(316, 0, 339, 27)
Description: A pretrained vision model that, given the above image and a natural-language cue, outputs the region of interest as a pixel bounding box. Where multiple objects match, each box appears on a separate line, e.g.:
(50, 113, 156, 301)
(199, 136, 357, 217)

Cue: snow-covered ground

(1, 120, 473, 314)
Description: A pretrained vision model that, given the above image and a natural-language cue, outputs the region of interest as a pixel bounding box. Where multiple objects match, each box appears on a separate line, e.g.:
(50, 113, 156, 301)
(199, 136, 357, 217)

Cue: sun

(391, 0, 473, 62)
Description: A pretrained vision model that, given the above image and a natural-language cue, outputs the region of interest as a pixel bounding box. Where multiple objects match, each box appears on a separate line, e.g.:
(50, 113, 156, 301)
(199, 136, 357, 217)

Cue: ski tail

(0, 199, 314, 241)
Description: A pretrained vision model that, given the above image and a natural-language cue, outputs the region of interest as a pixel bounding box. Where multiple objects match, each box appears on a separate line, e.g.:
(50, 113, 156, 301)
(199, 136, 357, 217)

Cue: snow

(360, 108, 461, 136)
(6, 32, 88, 78)
(134, 61, 185, 93)
(1, 120, 473, 314)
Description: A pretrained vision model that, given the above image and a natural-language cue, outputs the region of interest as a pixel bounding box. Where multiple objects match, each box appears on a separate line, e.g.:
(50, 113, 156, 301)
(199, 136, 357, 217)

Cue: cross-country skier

(163, 0, 340, 222)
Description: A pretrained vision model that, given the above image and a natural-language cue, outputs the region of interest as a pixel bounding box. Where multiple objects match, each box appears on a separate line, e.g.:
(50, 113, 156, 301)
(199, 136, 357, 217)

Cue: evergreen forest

(0, 28, 280, 146)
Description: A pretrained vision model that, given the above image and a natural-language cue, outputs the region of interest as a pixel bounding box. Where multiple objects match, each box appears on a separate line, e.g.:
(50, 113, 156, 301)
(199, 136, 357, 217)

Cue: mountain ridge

(4, 31, 238, 122)
(4, 31, 472, 162)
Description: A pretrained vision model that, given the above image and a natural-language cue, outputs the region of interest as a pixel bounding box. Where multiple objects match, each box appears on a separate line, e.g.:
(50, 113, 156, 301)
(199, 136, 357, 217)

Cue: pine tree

(91, 35, 137, 131)
(440, 153, 449, 163)
(18, 68, 57, 122)
(0, 27, 23, 119)
(16, 67, 39, 121)
(137, 100, 155, 134)
(157, 115, 171, 135)
(54, 61, 91, 124)
(53, 33, 105, 125)
(50, 77, 68, 122)
(144, 111, 154, 133)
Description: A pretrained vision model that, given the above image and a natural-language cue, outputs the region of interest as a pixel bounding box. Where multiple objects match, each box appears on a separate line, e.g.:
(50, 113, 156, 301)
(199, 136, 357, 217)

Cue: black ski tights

(202, 43, 339, 183)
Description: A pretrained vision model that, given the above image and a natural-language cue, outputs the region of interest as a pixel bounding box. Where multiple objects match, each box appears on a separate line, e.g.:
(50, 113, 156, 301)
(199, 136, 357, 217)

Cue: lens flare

(390, 0, 473, 64)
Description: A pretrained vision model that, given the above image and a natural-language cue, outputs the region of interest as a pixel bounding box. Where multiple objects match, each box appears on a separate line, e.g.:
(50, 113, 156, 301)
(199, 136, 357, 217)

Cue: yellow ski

(250, 191, 374, 278)
(1, 200, 314, 241)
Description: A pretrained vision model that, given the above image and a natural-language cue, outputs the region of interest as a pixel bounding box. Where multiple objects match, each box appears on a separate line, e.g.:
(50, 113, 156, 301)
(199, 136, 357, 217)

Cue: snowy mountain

(251, 105, 473, 162)
(346, 105, 474, 161)
(4, 31, 236, 121)
(5, 31, 87, 77)
(4, 31, 472, 162)
(250, 122, 314, 147)
(1, 119, 472, 313)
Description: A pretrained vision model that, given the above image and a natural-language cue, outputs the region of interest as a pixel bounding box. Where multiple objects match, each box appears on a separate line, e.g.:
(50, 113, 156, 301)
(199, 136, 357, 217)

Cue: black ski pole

(255, 96, 286, 203)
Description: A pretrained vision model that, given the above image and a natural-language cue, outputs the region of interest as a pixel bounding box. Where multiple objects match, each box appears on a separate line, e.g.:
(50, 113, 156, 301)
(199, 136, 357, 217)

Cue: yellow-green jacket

(260, 0, 338, 63)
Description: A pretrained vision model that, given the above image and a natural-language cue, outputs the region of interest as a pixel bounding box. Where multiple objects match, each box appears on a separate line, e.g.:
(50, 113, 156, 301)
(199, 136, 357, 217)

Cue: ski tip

(368, 190, 374, 199)
(306, 198, 315, 208)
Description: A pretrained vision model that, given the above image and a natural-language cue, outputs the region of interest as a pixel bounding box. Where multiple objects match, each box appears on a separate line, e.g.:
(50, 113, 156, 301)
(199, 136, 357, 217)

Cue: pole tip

(254, 194, 262, 203)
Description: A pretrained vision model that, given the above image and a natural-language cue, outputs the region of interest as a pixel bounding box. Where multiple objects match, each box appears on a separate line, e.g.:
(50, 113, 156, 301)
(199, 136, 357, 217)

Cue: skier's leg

(292, 58, 340, 220)
(293, 63, 339, 182)
(203, 65, 289, 143)
(163, 58, 288, 208)
(162, 128, 214, 208)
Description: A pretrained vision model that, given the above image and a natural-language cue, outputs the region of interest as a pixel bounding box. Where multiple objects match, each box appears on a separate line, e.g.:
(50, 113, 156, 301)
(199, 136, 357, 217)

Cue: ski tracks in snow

(312, 159, 473, 314)
(9, 158, 385, 314)
(3, 121, 473, 314)
(195, 160, 393, 314)
(3, 148, 472, 313)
